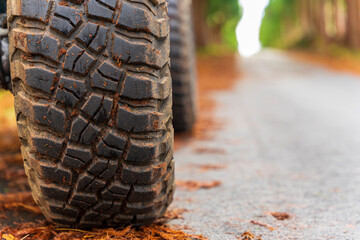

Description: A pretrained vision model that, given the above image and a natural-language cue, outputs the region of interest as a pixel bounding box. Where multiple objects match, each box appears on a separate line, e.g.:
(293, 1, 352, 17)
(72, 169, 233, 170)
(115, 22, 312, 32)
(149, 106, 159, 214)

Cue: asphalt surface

(171, 50, 360, 239)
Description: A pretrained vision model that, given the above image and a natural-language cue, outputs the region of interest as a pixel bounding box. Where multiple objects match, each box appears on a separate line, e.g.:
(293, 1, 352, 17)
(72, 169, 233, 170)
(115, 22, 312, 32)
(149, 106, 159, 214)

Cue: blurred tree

(259, 0, 299, 48)
(260, 0, 360, 52)
(193, 0, 242, 52)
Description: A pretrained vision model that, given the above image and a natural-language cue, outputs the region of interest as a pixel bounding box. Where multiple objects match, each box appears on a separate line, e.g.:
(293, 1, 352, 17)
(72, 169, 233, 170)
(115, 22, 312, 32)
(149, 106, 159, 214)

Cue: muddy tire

(8, 0, 174, 228)
(168, 0, 197, 132)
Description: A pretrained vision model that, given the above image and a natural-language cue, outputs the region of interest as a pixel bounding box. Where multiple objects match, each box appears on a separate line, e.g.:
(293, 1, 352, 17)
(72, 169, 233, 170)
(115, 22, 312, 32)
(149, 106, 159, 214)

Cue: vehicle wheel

(168, 0, 197, 132)
(8, 0, 174, 228)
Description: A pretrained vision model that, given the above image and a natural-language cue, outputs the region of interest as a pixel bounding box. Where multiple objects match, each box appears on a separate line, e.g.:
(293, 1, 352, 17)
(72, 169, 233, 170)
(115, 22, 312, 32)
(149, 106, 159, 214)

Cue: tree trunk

(192, 0, 208, 48)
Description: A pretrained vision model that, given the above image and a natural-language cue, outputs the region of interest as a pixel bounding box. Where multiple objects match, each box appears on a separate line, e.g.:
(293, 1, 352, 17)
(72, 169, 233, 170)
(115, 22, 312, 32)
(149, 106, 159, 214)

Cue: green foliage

(207, 0, 242, 51)
(259, 0, 298, 48)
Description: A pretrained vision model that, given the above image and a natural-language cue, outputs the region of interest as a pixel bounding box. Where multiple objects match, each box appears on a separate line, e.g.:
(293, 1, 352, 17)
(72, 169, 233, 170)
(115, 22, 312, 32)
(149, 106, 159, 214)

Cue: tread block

(99, 61, 123, 81)
(86, 0, 115, 21)
(98, 160, 117, 180)
(99, 0, 117, 9)
(96, 130, 126, 158)
(116, 1, 168, 38)
(76, 172, 94, 191)
(112, 214, 132, 224)
(55, 76, 86, 107)
(128, 184, 162, 202)
(116, 106, 166, 132)
(12, 61, 57, 93)
(102, 182, 129, 200)
(82, 210, 109, 222)
(40, 183, 70, 201)
(121, 162, 167, 184)
(69, 191, 97, 207)
(96, 201, 122, 215)
(90, 71, 118, 92)
(87, 158, 120, 181)
(120, 73, 170, 100)
(39, 160, 72, 185)
(16, 93, 66, 133)
(11, 0, 51, 23)
(48, 201, 80, 218)
(81, 94, 113, 123)
(74, 51, 96, 75)
(149, 0, 166, 6)
(81, 93, 102, 117)
(70, 116, 88, 142)
(86, 178, 106, 192)
(87, 158, 108, 176)
(31, 133, 64, 159)
(91, 61, 123, 91)
(54, 4, 82, 26)
(97, 141, 122, 158)
(50, 16, 75, 36)
(103, 130, 127, 150)
(88, 25, 108, 53)
(136, 209, 165, 224)
(126, 140, 163, 163)
(80, 123, 101, 144)
(63, 45, 83, 71)
(76, 172, 106, 192)
(76, 23, 109, 53)
(76, 22, 98, 46)
(112, 34, 168, 69)
(93, 200, 112, 212)
(13, 31, 59, 62)
(63, 144, 92, 168)
(125, 201, 161, 215)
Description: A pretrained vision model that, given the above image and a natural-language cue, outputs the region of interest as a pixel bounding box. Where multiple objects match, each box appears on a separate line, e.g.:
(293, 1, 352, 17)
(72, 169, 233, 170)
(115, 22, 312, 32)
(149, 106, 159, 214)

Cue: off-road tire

(168, 0, 197, 132)
(8, 0, 174, 228)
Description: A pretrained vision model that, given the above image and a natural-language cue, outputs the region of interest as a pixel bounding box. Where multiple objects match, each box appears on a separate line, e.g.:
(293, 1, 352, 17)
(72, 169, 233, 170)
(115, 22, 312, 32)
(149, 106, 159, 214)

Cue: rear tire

(8, 0, 174, 228)
(168, 0, 197, 132)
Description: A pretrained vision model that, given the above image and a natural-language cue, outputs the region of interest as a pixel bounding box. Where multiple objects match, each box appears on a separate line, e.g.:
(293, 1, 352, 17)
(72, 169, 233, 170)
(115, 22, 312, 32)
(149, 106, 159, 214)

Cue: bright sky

(236, 0, 270, 57)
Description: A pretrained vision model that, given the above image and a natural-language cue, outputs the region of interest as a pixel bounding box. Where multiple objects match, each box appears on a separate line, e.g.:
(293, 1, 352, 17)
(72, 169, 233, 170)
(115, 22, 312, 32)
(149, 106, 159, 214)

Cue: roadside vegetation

(260, 0, 360, 59)
(193, 0, 242, 54)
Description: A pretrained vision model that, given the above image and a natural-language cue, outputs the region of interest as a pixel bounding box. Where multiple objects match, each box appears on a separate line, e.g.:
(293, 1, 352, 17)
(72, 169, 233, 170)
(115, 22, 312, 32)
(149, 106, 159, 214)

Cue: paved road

(171, 51, 360, 239)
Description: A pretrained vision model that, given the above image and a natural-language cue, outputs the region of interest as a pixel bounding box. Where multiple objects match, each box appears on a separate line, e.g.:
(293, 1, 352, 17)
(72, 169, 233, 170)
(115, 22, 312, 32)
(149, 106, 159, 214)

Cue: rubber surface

(168, 0, 197, 132)
(8, 0, 174, 228)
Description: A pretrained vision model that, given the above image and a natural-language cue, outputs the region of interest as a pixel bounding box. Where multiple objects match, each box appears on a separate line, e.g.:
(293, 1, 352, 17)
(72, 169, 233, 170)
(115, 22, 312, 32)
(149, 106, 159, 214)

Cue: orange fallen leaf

(176, 180, 222, 191)
(250, 220, 274, 231)
(270, 212, 291, 220)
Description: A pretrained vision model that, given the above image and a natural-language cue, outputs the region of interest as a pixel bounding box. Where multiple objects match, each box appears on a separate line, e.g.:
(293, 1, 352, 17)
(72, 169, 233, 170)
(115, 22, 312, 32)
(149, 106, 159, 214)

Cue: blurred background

(192, 0, 360, 57)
